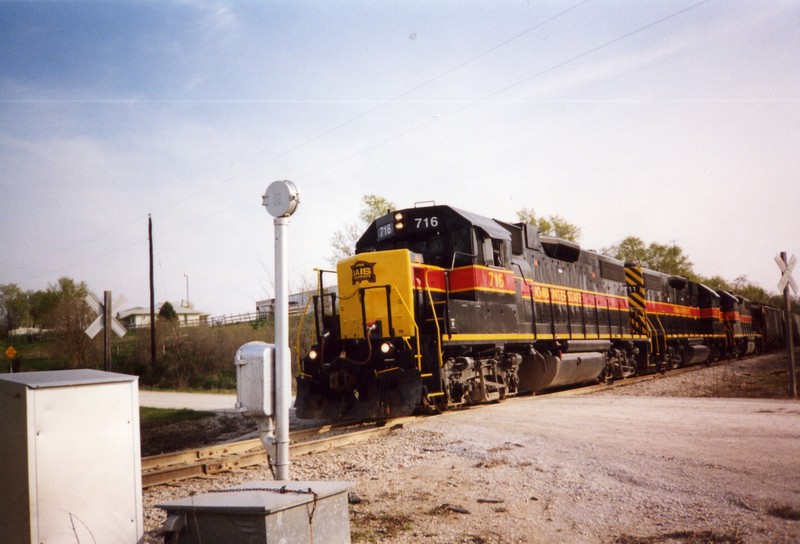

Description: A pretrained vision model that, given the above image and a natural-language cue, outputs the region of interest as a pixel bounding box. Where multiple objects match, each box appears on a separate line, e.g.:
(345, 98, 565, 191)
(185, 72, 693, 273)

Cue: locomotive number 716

(414, 216, 439, 229)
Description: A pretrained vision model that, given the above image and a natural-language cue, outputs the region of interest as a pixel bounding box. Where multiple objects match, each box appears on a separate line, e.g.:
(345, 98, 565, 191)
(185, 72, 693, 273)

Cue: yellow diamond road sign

(4, 346, 16, 359)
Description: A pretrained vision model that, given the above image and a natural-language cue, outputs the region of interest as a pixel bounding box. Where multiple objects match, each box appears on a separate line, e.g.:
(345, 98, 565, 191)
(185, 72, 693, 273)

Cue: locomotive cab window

(480, 233, 507, 268)
(364, 220, 472, 269)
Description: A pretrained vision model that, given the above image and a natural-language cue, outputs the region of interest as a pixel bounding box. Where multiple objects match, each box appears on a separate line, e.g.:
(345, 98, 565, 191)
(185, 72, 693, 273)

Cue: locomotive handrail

(566, 291, 574, 339)
(513, 263, 538, 339)
(310, 293, 338, 342)
(442, 270, 452, 338)
(358, 285, 394, 338)
(450, 250, 478, 271)
(547, 284, 557, 338)
(599, 297, 606, 338)
(314, 268, 337, 336)
(389, 284, 423, 372)
(355, 283, 422, 372)
(723, 320, 735, 351)
(294, 295, 316, 374)
(648, 313, 667, 357)
(424, 268, 445, 369)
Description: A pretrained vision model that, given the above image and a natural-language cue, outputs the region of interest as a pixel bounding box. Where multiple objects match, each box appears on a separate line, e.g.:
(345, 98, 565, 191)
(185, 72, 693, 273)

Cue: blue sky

(1, 0, 798, 317)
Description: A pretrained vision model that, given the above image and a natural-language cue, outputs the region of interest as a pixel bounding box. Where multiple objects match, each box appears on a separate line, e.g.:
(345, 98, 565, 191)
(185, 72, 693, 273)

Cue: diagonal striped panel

(625, 266, 644, 287)
(625, 265, 649, 336)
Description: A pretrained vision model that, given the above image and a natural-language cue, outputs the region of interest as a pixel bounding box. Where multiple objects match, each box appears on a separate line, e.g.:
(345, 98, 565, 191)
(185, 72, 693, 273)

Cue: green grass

(139, 407, 216, 427)
(1, 336, 67, 372)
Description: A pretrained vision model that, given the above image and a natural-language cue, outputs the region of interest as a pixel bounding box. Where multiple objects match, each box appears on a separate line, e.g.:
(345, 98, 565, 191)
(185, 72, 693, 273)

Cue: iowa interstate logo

(351, 260, 377, 284)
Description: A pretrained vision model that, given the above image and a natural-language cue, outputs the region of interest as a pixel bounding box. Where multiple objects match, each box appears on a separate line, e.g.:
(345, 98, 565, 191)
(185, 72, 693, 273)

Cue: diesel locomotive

(295, 203, 795, 421)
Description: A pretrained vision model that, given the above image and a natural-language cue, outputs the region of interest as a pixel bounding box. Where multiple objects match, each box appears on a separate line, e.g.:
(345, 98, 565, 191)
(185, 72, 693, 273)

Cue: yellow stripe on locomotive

(336, 249, 417, 339)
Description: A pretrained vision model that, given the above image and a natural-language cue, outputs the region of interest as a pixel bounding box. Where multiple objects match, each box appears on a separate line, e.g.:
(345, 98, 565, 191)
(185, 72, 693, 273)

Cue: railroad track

(141, 356, 746, 487)
(141, 417, 417, 488)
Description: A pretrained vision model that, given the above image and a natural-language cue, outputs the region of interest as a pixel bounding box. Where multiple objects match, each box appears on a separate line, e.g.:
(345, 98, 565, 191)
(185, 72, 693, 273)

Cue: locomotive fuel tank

(682, 343, 710, 366)
(519, 348, 607, 392)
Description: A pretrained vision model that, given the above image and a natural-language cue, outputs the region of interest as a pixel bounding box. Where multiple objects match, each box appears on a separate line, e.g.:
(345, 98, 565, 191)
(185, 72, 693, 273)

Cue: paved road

(138, 390, 238, 412)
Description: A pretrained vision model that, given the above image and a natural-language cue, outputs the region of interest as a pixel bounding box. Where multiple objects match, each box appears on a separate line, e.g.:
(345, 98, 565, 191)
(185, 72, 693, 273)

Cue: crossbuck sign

(776, 254, 798, 295)
(85, 292, 127, 338)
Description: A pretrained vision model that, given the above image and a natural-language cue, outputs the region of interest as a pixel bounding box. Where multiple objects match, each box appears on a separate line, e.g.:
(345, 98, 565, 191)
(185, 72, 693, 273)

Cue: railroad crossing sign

(85, 292, 127, 338)
(775, 253, 798, 295)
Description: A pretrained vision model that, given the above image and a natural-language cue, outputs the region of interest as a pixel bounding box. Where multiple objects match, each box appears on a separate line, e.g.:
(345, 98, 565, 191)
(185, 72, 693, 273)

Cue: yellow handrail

(646, 313, 667, 356)
(293, 295, 316, 374)
(424, 268, 445, 369)
(388, 284, 423, 372)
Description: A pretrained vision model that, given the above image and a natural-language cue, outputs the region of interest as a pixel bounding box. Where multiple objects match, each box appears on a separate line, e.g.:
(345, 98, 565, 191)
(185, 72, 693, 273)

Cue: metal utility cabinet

(157, 480, 352, 544)
(0, 369, 144, 544)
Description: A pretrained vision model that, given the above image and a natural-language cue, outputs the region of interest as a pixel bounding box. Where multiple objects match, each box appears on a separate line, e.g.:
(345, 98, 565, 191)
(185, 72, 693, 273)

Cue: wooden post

(781, 252, 797, 399)
(104, 290, 112, 371)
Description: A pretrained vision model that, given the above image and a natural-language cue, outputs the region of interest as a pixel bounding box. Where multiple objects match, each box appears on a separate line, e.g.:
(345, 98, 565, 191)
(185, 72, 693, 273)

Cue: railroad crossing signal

(776, 252, 798, 400)
(85, 292, 127, 339)
(775, 253, 798, 295)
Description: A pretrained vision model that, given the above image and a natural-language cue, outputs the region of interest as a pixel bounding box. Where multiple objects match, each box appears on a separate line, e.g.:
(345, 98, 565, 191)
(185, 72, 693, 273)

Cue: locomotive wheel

(419, 386, 449, 414)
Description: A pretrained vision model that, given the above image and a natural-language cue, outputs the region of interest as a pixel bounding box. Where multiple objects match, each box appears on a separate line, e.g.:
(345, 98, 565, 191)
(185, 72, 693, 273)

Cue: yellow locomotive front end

(337, 249, 419, 341)
(295, 248, 425, 421)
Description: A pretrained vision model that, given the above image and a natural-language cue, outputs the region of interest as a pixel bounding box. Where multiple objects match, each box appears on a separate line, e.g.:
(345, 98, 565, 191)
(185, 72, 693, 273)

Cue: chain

(207, 485, 320, 527)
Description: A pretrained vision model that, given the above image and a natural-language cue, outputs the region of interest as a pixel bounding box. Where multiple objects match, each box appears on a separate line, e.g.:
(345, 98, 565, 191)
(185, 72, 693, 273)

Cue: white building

(256, 287, 337, 317)
(118, 304, 210, 328)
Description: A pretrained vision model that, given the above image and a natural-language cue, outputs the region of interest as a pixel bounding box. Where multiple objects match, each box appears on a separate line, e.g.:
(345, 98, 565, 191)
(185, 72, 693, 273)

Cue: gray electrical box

(0, 369, 143, 544)
(235, 341, 274, 418)
(157, 480, 352, 544)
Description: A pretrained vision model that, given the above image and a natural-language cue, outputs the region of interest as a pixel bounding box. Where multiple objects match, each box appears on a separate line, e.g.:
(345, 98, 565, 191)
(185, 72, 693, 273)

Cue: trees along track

(140, 357, 746, 488)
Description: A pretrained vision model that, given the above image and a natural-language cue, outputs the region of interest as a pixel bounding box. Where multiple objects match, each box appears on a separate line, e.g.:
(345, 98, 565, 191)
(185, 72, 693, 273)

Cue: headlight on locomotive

(380, 341, 395, 356)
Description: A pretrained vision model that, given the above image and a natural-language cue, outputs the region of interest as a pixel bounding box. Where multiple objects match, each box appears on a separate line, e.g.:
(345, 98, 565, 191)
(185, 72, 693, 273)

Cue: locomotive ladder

(723, 320, 735, 355)
(420, 268, 447, 404)
(423, 268, 445, 366)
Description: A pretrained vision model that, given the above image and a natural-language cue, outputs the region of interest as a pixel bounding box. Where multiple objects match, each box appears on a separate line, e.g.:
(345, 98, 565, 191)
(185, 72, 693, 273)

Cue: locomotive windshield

(357, 207, 474, 268)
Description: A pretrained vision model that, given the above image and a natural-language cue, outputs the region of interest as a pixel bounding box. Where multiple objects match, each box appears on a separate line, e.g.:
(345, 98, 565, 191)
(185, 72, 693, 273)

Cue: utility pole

(149, 215, 156, 367)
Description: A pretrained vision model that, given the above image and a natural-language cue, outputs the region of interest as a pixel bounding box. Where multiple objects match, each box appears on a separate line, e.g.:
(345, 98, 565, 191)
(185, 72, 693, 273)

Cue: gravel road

(144, 355, 800, 543)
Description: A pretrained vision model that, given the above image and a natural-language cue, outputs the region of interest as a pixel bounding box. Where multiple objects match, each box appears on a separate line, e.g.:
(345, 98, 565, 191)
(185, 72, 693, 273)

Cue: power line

(6, 1, 713, 285)
(134, 0, 596, 218)
(292, 0, 713, 180)
(3, 2, 593, 282)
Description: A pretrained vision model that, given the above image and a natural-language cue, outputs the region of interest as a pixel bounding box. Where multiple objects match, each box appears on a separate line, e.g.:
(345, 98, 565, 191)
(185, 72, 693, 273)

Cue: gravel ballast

(143, 354, 800, 543)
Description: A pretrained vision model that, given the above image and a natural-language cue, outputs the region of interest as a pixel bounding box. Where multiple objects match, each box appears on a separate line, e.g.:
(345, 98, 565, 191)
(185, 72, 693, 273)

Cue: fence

(126, 308, 305, 330)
